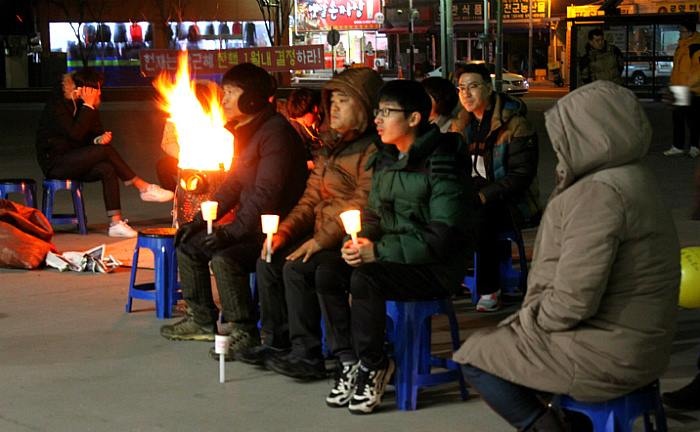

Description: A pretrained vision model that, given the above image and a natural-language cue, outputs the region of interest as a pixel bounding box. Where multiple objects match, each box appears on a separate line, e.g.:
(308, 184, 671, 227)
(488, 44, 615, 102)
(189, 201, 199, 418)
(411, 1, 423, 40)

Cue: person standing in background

(579, 28, 624, 85)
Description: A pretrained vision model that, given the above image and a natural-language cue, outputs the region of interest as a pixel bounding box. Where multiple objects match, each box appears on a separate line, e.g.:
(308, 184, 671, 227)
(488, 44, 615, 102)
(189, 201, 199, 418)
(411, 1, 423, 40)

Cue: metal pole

(446, 0, 454, 77)
(495, 0, 503, 92)
(408, 0, 415, 80)
(483, 0, 489, 60)
(528, 0, 533, 79)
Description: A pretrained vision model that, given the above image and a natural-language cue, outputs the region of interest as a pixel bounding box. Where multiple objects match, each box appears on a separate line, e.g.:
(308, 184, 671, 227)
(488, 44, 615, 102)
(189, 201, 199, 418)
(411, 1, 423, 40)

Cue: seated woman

(36, 69, 173, 238)
(318, 80, 474, 414)
(454, 81, 680, 431)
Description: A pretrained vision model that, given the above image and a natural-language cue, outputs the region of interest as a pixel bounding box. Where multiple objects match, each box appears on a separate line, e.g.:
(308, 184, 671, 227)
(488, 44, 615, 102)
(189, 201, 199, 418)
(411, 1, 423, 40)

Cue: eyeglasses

(373, 107, 409, 118)
(457, 82, 485, 93)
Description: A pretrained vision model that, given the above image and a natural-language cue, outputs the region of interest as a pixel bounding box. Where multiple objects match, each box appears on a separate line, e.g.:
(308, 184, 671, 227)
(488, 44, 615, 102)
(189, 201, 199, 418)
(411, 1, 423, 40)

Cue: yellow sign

(567, 4, 638, 18)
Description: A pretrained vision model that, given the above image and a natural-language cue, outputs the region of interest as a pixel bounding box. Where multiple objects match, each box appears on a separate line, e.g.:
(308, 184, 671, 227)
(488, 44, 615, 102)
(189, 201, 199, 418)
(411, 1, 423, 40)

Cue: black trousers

(46, 144, 137, 213)
(319, 261, 450, 368)
(156, 155, 179, 192)
(283, 249, 350, 360)
(672, 95, 700, 150)
(475, 200, 516, 295)
(254, 239, 306, 349)
(177, 230, 260, 334)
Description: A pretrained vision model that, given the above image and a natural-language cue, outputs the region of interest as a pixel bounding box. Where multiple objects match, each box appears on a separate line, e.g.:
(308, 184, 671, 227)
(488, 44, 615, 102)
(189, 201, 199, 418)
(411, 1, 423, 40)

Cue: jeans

(319, 261, 449, 368)
(46, 144, 137, 213)
(461, 363, 545, 430)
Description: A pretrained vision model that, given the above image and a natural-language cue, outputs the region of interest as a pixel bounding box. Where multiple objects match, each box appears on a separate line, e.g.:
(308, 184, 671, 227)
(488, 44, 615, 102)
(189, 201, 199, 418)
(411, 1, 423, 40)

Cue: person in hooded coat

(453, 80, 680, 431)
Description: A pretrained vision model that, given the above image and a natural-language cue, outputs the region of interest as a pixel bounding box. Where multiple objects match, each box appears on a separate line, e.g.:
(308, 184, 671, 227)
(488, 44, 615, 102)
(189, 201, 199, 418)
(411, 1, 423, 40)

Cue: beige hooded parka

(454, 81, 680, 402)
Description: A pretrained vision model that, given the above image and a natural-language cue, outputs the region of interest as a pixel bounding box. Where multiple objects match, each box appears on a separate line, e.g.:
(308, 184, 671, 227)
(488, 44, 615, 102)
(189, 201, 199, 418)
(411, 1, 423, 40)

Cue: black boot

(662, 373, 700, 410)
(525, 408, 570, 432)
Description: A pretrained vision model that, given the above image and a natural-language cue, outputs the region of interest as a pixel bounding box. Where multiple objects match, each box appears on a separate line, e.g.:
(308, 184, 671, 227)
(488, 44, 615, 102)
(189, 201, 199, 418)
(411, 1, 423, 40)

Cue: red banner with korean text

(139, 46, 325, 76)
(296, 0, 381, 31)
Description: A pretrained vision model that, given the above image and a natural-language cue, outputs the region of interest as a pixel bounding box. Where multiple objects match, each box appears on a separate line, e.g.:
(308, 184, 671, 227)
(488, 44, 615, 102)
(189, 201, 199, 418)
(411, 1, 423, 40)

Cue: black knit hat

(222, 63, 276, 114)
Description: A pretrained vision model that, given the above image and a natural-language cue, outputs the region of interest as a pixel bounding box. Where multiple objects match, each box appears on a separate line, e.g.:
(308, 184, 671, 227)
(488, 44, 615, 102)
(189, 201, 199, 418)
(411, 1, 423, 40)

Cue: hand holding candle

(200, 200, 219, 235)
(339, 209, 361, 247)
(261, 214, 279, 263)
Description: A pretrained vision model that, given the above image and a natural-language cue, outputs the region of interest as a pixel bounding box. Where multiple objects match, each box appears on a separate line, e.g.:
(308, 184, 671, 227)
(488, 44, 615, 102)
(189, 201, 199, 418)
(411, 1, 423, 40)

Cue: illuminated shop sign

(139, 45, 325, 75)
(295, 0, 381, 31)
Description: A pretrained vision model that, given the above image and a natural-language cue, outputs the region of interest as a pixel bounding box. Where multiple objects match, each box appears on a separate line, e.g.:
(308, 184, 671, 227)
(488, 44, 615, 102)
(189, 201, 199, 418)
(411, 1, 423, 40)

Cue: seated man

(159, 63, 308, 357)
(453, 62, 541, 312)
(320, 80, 475, 414)
(36, 69, 174, 237)
(454, 81, 680, 431)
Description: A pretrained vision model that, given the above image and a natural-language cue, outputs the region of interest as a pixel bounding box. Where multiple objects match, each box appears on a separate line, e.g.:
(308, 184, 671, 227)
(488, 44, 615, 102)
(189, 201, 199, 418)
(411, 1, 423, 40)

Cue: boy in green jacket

(320, 80, 475, 414)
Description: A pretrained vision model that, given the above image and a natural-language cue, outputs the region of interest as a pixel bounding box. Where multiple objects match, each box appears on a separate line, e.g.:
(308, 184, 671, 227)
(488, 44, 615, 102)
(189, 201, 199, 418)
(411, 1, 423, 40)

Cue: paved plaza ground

(0, 85, 699, 431)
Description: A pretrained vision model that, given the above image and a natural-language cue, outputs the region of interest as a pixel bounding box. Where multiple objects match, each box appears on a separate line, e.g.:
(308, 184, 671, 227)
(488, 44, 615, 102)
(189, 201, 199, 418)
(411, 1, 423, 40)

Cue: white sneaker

(663, 146, 685, 156)
(348, 360, 395, 415)
(108, 220, 138, 238)
(140, 184, 174, 202)
(689, 147, 700, 159)
(476, 290, 501, 312)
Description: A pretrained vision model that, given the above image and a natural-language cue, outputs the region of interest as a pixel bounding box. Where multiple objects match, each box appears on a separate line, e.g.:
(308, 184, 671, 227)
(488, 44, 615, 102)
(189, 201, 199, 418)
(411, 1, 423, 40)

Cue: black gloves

(201, 227, 233, 251)
(174, 219, 206, 247)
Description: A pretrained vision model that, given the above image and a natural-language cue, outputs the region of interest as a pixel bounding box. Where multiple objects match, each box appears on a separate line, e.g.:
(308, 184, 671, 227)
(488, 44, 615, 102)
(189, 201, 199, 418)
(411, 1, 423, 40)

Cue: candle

(214, 334, 231, 383)
(339, 209, 361, 247)
(200, 200, 219, 235)
(261, 214, 279, 263)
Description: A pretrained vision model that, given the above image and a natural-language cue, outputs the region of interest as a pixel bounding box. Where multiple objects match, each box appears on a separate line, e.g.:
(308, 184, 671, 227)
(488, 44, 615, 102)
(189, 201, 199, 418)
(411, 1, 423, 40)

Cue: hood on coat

(320, 68, 384, 141)
(544, 80, 651, 195)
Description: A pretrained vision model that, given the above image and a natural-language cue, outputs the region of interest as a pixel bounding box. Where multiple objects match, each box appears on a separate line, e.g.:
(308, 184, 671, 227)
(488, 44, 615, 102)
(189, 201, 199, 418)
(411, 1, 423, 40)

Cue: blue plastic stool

(554, 380, 667, 432)
(385, 298, 469, 410)
(0, 178, 37, 208)
(126, 228, 181, 319)
(464, 228, 528, 304)
(41, 179, 88, 235)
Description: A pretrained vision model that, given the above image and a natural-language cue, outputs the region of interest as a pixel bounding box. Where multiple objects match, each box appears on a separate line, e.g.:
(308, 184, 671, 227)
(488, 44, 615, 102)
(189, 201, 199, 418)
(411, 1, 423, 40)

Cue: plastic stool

(554, 380, 667, 432)
(464, 228, 528, 304)
(41, 179, 87, 234)
(385, 298, 469, 410)
(126, 228, 181, 319)
(0, 178, 37, 208)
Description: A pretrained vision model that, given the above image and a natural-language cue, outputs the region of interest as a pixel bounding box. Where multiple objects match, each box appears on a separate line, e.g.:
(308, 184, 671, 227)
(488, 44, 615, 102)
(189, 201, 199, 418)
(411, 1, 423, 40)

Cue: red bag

(0, 199, 56, 269)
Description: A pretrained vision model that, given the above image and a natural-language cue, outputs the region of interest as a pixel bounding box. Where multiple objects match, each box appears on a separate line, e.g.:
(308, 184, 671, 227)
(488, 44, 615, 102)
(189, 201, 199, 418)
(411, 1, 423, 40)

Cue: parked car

(623, 60, 673, 86)
(427, 62, 529, 95)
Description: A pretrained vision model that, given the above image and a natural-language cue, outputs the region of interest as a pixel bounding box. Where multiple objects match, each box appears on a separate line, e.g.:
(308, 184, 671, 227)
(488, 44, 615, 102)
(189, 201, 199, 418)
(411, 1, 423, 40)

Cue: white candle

(200, 200, 219, 235)
(261, 214, 279, 263)
(214, 334, 231, 384)
(339, 209, 361, 247)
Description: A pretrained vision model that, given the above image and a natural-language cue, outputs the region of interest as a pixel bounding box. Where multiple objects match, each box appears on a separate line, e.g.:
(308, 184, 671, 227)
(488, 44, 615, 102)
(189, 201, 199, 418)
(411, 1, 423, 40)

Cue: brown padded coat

(276, 68, 383, 249)
(453, 81, 680, 402)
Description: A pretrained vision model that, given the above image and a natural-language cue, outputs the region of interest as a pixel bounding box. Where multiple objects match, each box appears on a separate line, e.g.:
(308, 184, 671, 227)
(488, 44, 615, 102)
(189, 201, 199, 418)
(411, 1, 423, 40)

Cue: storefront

(47, 20, 271, 86)
(292, 0, 388, 73)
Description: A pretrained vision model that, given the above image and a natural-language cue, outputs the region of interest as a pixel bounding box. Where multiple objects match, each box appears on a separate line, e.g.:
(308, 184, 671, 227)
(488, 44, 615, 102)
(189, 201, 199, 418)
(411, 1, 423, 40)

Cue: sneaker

(264, 352, 327, 380)
(348, 359, 395, 415)
(160, 316, 215, 341)
(663, 146, 685, 156)
(108, 220, 137, 238)
(140, 184, 174, 202)
(326, 361, 360, 408)
(236, 344, 288, 366)
(208, 328, 260, 362)
(476, 290, 501, 312)
(689, 147, 700, 158)
(662, 374, 700, 410)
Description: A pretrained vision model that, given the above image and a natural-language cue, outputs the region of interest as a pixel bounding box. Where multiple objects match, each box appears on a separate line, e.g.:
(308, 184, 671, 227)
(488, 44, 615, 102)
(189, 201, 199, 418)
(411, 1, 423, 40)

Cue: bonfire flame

(154, 52, 233, 171)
